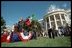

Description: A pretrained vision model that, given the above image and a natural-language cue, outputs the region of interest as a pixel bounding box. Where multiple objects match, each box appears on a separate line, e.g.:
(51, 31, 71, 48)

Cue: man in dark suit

(48, 26, 55, 39)
(48, 28, 52, 38)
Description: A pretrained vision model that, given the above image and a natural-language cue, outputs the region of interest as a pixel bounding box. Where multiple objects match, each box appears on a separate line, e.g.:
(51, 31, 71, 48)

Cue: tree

(1, 16, 6, 33)
(31, 19, 43, 37)
(1, 16, 6, 26)
(22, 14, 43, 37)
(23, 21, 31, 32)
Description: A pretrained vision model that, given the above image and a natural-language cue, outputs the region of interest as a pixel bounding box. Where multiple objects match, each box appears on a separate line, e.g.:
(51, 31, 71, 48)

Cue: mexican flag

(25, 18, 31, 26)
(25, 14, 37, 26)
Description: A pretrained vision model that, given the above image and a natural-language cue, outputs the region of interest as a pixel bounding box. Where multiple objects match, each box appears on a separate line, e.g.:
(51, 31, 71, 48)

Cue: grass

(1, 36, 71, 47)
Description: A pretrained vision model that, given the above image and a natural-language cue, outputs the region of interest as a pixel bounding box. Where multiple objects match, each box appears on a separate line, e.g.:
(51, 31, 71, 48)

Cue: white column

(49, 16, 51, 28)
(64, 14, 68, 23)
(59, 14, 63, 26)
(64, 14, 70, 26)
(45, 21, 47, 31)
(54, 14, 58, 30)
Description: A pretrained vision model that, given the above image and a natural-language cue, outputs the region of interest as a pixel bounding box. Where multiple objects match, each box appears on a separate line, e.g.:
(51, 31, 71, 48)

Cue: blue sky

(1, 1, 71, 27)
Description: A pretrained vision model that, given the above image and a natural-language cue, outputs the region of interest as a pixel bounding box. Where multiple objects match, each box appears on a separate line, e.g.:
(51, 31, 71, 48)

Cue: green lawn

(1, 36, 71, 47)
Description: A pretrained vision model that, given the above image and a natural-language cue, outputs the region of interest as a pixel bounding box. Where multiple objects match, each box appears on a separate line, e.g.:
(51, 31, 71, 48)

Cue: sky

(1, 1, 71, 27)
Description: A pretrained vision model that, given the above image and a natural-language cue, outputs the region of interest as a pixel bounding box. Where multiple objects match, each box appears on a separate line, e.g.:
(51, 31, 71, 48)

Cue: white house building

(43, 8, 71, 32)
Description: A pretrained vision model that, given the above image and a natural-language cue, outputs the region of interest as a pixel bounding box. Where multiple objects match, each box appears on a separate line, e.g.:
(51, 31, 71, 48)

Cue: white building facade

(43, 9, 71, 31)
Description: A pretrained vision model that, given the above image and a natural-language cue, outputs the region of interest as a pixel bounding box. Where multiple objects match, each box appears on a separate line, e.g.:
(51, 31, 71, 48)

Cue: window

(46, 17, 49, 22)
(57, 21, 61, 27)
(61, 14, 65, 20)
(63, 21, 66, 26)
(51, 22, 55, 28)
(55, 14, 60, 20)
(50, 15, 54, 21)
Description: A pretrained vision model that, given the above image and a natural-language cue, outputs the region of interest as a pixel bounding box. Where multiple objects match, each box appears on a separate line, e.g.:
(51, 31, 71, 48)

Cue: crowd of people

(47, 24, 71, 39)
(1, 17, 37, 43)
(1, 17, 71, 42)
